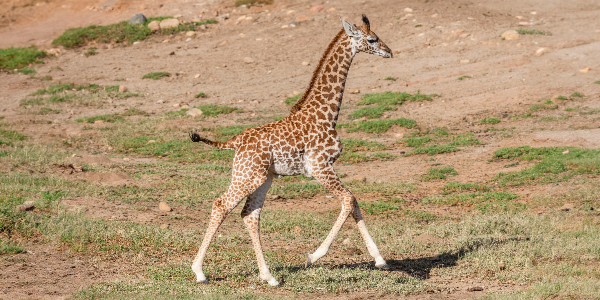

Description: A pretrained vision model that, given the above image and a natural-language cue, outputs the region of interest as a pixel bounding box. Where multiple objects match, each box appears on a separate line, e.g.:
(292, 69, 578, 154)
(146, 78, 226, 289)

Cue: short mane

(290, 29, 346, 113)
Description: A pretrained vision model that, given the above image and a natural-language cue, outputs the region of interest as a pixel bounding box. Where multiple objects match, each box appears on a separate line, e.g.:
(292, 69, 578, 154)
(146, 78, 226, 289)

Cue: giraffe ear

(340, 18, 361, 38)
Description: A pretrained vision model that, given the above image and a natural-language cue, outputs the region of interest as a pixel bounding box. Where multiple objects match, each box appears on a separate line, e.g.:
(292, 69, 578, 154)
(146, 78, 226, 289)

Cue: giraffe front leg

(352, 198, 388, 269)
(240, 174, 280, 287)
(305, 165, 355, 267)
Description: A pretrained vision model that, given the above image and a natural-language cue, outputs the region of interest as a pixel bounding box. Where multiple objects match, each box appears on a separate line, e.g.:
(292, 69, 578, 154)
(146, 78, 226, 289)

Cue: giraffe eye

(367, 38, 377, 44)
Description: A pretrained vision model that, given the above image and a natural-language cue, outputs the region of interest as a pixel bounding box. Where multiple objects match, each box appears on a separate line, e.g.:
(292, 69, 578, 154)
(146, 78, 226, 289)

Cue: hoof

(196, 279, 209, 285)
(305, 253, 313, 268)
(267, 278, 280, 287)
(375, 263, 390, 270)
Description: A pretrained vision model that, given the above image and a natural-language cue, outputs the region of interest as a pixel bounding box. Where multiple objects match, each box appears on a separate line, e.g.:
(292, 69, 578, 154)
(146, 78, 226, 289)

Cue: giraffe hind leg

(191, 173, 268, 284)
(240, 173, 280, 286)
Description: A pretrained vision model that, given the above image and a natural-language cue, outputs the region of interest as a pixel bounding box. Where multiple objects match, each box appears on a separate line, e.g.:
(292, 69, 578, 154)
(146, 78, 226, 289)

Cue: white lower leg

(191, 261, 207, 283)
(353, 205, 388, 268)
(307, 208, 352, 266)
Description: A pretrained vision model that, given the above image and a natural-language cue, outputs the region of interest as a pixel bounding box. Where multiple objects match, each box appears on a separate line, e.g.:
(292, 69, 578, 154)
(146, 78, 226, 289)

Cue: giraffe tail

(189, 132, 239, 150)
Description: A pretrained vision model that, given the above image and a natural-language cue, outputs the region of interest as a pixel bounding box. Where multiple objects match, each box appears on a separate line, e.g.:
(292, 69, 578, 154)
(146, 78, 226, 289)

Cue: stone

(16, 201, 35, 212)
(186, 38, 192, 42)
(147, 20, 160, 31)
(349, 89, 360, 94)
(562, 150, 569, 155)
(431, 13, 439, 18)
(534, 47, 548, 56)
(129, 13, 147, 24)
(342, 238, 351, 245)
(160, 18, 180, 29)
(296, 15, 309, 22)
(467, 286, 484, 292)
(349, 175, 366, 182)
(498, 262, 506, 270)
(328, 8, 336, 12)
(173, 103, 180, 108)
(501, 30, 519, 40)
(244, 57, 255, 63)
(310, 5, 324, 13)
(47, 48, 61, 56)
(194, 74, 200, 78)
(404, 7, 413, 12)
(156, 100, 165, 104)
(302, 61, 310, 66)
(147, 140, 156, 144)
(159, 202, 172, 212)
(118, 85, 127, 93)
(580, 68, 590, 73)
(94, 120, 104, 124)
(160, 224, 169, 229)
(558, 203, 574, 211)
(460, 59, 470, 64)
(185, 31, 195, 37)
(268, 194, 280, 201)
(293, 225, 302, 234)
(186, 108, 203, 117)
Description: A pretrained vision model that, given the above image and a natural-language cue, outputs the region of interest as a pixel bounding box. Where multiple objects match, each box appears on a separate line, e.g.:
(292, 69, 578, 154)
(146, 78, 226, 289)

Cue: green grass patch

(348, 106, 394, 119)
(407, 144, 458, 156)
(515, 29, 551, 35)
(142, 72, 171, 80)
(457, 75, 471, 80)
(422, 166, 458, 181)
(384, 76, 396, 81)
(283, 94, 301, 106)
(194, 92, 207, 98)
(194, 105, 241, 117)
(556, 96, 568, 100)
(16, 66, 36, 75)
(122, 108, 149, 117)
(338, 118, 417, 134)
(0, 239, 25, 255)
(570, 92, 583, 98)
(341, 138, 386, 152)
(493, 146, 600, 186)
(441, 182, 490, 195)
(530, 103, 558, 112)
(402, 137, 431, 147)
(76, 114, 124, 123)
(0, 47, 47, 70)
(359, 200, 399, 215)
(423, 191, 519, 206)
(358, 91, 436, 106)
(38, 107, 61, 115)
(20, 97, 44, 106)
(479, 117, 500, 125)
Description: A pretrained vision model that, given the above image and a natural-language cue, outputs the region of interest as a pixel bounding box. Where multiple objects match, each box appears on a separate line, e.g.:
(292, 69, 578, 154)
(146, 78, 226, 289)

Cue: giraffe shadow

(276, 236, 526, 280)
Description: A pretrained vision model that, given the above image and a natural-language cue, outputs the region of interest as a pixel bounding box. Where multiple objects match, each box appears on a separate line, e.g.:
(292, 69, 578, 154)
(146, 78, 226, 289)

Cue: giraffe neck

(290, 29, 355, 126)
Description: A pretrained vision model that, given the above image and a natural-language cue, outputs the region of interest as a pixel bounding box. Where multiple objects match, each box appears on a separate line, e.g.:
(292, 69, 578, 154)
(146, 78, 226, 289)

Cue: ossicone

(362, 14, 370, 31)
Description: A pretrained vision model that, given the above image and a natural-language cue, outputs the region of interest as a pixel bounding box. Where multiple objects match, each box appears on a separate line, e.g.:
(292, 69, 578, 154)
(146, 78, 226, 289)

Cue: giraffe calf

(189, 14, 393, 287)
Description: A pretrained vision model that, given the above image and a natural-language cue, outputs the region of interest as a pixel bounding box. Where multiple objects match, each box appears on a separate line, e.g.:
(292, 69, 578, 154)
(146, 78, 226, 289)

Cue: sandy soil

(1, 0, 599, 298)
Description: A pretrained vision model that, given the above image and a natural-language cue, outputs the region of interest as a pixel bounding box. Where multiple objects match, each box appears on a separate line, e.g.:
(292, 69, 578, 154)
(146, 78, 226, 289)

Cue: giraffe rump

(189, 132, 239, 150)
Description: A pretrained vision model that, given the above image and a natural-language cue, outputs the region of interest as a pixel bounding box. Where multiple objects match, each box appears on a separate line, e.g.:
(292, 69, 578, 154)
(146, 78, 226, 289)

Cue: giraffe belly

(269, 154, 310, 177)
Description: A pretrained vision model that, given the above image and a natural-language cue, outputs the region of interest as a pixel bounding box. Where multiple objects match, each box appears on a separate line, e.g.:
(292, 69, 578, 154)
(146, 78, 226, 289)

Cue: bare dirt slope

(1, 0, 599, 299)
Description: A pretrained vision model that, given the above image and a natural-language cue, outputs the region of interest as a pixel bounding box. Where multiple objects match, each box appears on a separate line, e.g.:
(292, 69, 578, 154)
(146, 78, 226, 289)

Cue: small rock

(501, 30, 519, 41)
(129, 13, 147, 24)
(268, 194, 280, 201)
(47, 48, 61, 56)
(404, 7, 413, 12)
(302, 61, 310, 66)
(310, 5, 324, 13)
(194, 74, 200, 79)
(342, 238, 351, 245)
(118, 85, 127, 93)
(199, 24, 207, 30)
(344, 247, 363, 255)
(219, 40, 227, 46)
(168, 51, 175, 55)
(467, 286, 484, 292)
(293, 226, 302, 234)
(244, 57, 255, 63)
(147, 140, 156, 144)
(515, 16, 524, 19)
(349, 175, 366, 182)
(530, 11, 537, 15)
(186, 38, 192, 42)
(173, 103, 180, 108)
(16, 201, 35, 212)
(94, 120, 104, 124)
(328, 8, 336, 12)
(534, 47, 548, 56)
(580, 68, 590, 73)
(562, 150, 569, 155)
(160, 224, 169, 229)
(499, 262, 506, 270)
(156, 100, 165, 104)
(349, 89, 360, 94)
(558, 203, 574, 211)
(159, 202, 172, 212)
(186, 108, 203, 117)
(460, 59, 470, 64)
(147, 20, 160, 31)
(123, 157, 130, 161)
(160, 18, 180, 29)
(431, 13, 439, 18)
(185, 31, 196, 37)
(180, 102, 189, 109)
(296, 15, 309, 22)
(162, 39, 169, 43)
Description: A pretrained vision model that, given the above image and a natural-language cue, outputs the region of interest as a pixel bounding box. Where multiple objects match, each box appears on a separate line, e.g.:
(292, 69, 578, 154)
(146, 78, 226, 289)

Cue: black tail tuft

(189, 132, 202, 143)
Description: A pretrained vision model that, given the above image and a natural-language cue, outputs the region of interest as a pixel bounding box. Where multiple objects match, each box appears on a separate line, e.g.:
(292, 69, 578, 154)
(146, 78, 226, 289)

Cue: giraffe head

(340, 15, 392, 58)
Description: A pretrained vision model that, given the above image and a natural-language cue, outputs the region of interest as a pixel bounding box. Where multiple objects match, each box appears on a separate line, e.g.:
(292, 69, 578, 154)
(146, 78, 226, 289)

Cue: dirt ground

(1, 0, 599, 299)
